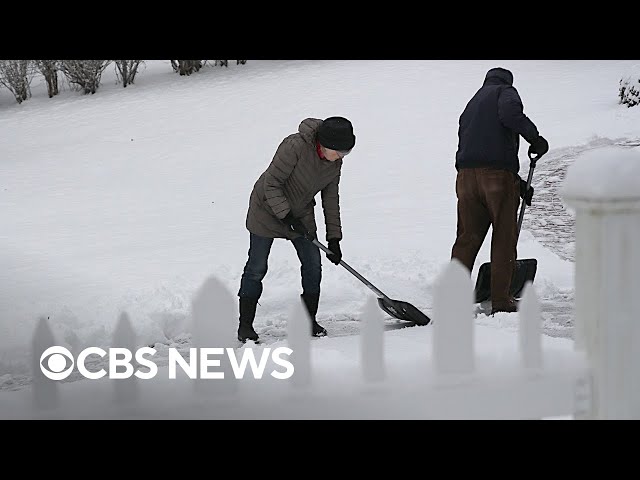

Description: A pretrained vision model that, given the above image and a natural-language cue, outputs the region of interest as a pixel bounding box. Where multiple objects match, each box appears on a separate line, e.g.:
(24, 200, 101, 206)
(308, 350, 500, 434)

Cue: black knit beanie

(317, 116, 356, 151)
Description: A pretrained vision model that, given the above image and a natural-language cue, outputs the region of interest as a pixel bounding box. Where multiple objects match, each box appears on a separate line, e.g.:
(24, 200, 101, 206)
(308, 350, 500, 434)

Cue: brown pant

(451, 168, 520, 305)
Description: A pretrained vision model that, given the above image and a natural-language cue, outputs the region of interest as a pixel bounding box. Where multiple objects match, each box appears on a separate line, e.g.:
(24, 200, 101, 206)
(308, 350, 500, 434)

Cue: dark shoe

(490, 297, 519, 315)
(238, 296, 259, 343)
(311, 321, 327, 337)
(300, 293, 327, 337)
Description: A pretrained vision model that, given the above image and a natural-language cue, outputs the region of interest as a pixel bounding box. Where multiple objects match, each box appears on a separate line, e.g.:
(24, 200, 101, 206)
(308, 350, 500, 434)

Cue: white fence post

(191, 275, 238, 399)
(360, 296, 385, 383)
(433, 259, 475, 378)
(562, 146, 640, 419)
(287, 296, 312, 390)
(112, 311, 139, 407)
(518, 282, 543, 372)
(31, 316, 60, 413)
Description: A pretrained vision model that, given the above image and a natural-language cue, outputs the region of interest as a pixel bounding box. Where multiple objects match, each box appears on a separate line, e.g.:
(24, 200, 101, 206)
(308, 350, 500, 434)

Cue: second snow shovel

(473, 151, 540, 304)
(312, 239, 431, 326)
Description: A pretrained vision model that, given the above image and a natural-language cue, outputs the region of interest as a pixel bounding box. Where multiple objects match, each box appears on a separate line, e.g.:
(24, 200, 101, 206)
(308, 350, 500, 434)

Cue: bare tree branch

(170, 60, 203, 76)
(34, 60, 60, 98)
(619, 73, 640, 108)
(114, 60, 144, 88)
(0, 60, 36, 104)
(60, 60, 112, 94)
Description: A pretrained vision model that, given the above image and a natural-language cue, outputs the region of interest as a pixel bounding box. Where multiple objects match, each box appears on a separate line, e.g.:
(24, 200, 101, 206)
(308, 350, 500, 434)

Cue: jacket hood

(298, 118, 323, 145)
(483, 67, 513, 86)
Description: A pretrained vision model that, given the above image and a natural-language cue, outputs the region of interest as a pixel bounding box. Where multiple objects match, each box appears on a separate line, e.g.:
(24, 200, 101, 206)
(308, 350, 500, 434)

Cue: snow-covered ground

(1, 60, 638, 418)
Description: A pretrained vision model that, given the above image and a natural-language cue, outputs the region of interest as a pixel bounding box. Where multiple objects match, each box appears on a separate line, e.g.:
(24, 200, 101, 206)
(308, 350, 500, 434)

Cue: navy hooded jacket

(455, 67, 540, 175)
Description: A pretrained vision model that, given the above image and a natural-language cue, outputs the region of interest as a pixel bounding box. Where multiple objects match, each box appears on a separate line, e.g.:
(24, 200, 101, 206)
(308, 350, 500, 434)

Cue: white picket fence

(22, 146, 640, 420)
(563, 145, 640, 419)
(23, 261, 586, 420)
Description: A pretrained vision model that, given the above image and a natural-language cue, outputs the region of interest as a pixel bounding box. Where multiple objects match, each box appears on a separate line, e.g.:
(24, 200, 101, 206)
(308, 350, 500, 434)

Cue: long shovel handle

(311, 238, 391, 302)
(517, 151, 539, 240)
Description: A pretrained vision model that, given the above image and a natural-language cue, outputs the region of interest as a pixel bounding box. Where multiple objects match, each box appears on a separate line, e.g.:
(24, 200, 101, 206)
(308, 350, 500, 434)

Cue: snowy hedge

(619, 68, 640, 107)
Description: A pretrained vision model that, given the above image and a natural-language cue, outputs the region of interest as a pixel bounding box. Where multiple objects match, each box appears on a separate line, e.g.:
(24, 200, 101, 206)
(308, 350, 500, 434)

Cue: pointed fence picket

(112, 312, 139, 406)
(27, 259, 590, 419)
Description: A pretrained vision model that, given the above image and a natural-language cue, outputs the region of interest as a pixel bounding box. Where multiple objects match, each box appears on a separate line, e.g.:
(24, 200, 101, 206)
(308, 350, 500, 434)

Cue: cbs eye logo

(40, 346, 75, 380)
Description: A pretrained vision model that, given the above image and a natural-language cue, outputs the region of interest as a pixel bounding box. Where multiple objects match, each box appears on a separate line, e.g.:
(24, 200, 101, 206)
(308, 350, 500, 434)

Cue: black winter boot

(238, 296, 259, 343)
(300, 293, 327, 337)
(490, 297, 519, 315)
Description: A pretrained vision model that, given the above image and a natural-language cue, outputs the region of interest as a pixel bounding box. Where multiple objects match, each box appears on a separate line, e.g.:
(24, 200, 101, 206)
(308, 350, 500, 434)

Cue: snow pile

(562, 146, 640, 201)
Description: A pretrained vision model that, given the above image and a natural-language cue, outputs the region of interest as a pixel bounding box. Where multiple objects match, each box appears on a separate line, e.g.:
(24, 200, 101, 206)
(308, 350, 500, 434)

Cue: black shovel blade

(473, 259, 538, 303)
(377, 298, 431, 326)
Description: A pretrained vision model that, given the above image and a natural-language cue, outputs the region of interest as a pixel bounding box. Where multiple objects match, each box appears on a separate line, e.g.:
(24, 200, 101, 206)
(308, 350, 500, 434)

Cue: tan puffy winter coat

(245, 118, 343, 241)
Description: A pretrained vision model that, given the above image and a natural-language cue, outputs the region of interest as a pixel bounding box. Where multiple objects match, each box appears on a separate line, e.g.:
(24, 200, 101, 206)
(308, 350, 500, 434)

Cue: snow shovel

(312, 239, 431, 326)
(473, 152, 540, 304)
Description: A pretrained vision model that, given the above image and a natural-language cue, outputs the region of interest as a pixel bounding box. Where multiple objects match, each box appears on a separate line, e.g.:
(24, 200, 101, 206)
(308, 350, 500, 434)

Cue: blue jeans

(238, 233, 322, 300)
